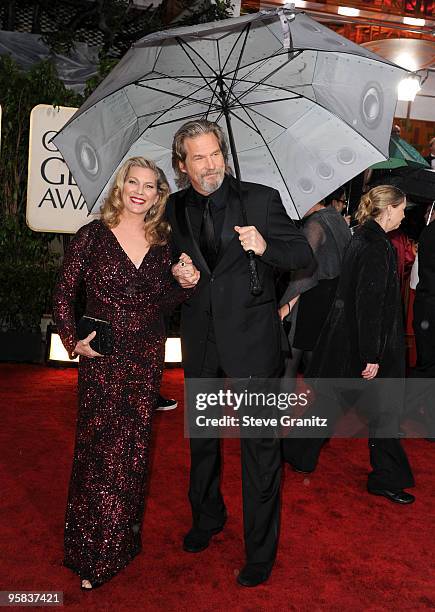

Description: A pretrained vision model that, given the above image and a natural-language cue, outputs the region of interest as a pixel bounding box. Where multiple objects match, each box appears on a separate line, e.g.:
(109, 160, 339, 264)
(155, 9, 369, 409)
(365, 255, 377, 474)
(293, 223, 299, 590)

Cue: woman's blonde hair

(355, 185, 405, 225)
(100, 157, 170, 246)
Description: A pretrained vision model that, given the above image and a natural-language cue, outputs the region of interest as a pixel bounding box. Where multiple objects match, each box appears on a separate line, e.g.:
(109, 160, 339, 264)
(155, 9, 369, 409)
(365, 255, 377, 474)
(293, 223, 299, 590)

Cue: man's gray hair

(172, 119, 230, 189)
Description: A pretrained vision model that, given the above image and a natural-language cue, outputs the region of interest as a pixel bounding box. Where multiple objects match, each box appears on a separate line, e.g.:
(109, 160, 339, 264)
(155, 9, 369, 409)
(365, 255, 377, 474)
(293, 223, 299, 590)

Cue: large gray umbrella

(54, 6, 406, 219)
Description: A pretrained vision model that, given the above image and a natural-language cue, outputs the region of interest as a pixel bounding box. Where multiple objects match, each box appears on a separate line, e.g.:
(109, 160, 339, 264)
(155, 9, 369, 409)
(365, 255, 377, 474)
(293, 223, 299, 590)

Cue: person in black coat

(411, 214, 435, 439)
(423, 136, 435, 169)
(167, 119, 313, 587)
(285, 185, 415, 504)
(412, 212, 435, 375)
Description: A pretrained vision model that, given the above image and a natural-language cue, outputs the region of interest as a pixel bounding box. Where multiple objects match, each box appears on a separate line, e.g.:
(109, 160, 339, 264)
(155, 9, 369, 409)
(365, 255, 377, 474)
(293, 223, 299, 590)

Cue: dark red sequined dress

(53, 220, 189, 585)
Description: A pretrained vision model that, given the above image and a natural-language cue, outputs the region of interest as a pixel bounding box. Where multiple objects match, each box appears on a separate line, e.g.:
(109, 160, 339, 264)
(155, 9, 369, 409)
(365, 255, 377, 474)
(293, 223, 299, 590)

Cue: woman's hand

(172, 253, 200, 288)
(278, 303, 290, 321)
(72, 331, 103, 359)
(361, 363, 379, 380)
(278, 295, 299, 320)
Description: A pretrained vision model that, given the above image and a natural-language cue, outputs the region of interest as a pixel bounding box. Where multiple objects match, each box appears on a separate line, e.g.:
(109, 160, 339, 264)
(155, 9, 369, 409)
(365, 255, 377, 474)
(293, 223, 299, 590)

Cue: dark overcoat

(308, 219, 405, 379)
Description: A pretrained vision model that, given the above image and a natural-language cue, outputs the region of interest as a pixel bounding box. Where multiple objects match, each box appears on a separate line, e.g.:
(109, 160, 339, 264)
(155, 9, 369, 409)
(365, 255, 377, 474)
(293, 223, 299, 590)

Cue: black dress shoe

(284, 452, 316, 474)
(291, 465, 314, 475)
(183, 525, 224, 553)
(285, 458, 314, 474)
(368, 488, 415, 504)
(237, 564, 271, 587)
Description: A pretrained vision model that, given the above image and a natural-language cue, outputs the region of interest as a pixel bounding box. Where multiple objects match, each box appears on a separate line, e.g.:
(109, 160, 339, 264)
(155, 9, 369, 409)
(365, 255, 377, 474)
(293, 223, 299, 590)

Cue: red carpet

(1, 364, 434, 610)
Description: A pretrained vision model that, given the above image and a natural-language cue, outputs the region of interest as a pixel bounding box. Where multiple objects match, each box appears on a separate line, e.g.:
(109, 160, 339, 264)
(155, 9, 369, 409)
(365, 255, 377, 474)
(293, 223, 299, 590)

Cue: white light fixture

(397, 75, 421, 101)
(338, 6, 360, 16)
(47, 329, 79, 365)
(165, 337, 182, 364)
(395, 52, 418, 72)
(403, 17, 426, 26)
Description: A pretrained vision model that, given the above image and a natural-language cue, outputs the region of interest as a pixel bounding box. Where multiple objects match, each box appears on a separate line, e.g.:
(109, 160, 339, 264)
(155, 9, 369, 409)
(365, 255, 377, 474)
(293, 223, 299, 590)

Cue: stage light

(46, 325, 78, 366)
(397, 75, 421, 101)
(165, 337, 182, 365)
(395, 52, 418, 72)
(338, 6, 360, 16)
(403, 17, 425, 26)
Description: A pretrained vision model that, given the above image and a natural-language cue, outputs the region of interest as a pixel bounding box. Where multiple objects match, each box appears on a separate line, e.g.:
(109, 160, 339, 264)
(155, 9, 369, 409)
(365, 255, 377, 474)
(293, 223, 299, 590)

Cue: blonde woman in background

(285, 185, 415, 505)
(53, 157, 192, 589)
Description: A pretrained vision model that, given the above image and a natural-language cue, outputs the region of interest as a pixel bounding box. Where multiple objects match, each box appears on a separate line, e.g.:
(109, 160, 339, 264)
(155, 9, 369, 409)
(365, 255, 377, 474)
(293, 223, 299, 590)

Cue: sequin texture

(53, 220, 190, 585)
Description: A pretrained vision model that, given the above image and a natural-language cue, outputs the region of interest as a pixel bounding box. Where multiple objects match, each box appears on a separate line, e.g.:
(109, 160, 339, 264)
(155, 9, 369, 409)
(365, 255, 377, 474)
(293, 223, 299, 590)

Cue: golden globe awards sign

(26, 104, 99, 233)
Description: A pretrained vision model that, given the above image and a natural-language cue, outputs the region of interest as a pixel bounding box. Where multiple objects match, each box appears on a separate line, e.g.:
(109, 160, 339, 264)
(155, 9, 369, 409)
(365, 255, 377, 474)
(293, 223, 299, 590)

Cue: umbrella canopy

(371, 134, 430, 170)
(54, 7, 406, 218)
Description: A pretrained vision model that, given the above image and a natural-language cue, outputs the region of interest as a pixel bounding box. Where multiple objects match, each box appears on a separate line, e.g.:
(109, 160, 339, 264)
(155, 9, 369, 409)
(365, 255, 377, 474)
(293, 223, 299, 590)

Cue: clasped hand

(172, 253, 200, 288)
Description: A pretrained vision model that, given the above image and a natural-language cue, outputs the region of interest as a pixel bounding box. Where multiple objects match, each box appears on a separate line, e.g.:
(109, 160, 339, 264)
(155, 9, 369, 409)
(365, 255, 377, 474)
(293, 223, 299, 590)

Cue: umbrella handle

(247, 250, 263, 296)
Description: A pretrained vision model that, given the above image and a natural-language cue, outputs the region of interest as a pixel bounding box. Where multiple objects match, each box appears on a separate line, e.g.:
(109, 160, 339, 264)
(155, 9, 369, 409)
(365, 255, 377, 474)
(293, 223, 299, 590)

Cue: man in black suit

(167, 119, 312, 587)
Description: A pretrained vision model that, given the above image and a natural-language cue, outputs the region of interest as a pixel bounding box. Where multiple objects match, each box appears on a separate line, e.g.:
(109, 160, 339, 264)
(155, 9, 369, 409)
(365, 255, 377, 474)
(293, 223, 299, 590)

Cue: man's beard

(198, 168, 225, 194)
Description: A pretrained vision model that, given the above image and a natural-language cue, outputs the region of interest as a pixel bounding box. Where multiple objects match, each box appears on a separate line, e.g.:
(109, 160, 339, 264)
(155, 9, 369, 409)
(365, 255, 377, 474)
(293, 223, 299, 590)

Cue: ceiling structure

(242, 0, 435, 121)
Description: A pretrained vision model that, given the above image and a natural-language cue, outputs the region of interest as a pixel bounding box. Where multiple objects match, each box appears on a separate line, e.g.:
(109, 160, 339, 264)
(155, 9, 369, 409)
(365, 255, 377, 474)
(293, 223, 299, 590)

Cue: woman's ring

(179, 260, 186, 267)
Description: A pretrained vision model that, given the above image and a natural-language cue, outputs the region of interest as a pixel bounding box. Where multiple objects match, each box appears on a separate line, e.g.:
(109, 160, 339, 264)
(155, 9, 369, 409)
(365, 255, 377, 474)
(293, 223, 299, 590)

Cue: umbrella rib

(225, 24, 251, 102)
(216, 38, 222, 75)
(234, 78, 313, 92)
(227, 55, 276, 85)
(209, 39, 222, 120)
(220, 60, 301, 113)
(140, 111, 217, 130)
(176, 37, 218, 78)
(223, 49, 302, 83)
(232, 102, 288, 131)
(220, 23, 250, 75)
(229, 106, 301, 220)
(137, 73, 219, 89)
(205, 76, 221, 121)
(152, 45, 164, 73)
(225, 107, 262, 135)
(235, 95, 303, 107)
(221, 96, 303, 131)
(136, 88, 219, 133)
(226, 52, 304, 106)
(135, 81, 221, 110)
(137, 72, 224, 115)
(175, 37, 221, 101)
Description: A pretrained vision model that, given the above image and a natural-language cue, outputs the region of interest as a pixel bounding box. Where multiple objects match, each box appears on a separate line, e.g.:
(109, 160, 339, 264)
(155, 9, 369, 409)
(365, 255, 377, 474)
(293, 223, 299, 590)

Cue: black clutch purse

(77, 316, 114, 355)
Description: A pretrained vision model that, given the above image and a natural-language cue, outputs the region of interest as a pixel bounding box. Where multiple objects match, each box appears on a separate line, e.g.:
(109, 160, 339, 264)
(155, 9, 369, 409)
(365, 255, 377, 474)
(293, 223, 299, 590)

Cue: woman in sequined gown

(53, 157, 191, 589)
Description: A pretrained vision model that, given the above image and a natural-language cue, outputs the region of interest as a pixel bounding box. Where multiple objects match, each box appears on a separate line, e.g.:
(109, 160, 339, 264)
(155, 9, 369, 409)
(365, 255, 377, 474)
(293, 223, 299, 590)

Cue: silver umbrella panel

(54, 7, 406, 218)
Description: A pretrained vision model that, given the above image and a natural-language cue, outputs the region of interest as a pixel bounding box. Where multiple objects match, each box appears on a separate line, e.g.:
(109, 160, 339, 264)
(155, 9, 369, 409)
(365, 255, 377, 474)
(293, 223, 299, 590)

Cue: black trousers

(282, 380, 415, 491)
(410, 300, 435, 436)
(413, 299, 435, 372)
(187, 329, 282, 569)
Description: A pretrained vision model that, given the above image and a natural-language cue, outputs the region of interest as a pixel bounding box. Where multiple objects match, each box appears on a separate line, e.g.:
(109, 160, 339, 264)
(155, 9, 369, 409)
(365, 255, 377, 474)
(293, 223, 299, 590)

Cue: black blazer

(166, 176, 313, 377)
